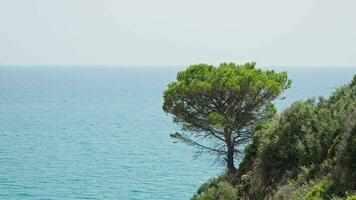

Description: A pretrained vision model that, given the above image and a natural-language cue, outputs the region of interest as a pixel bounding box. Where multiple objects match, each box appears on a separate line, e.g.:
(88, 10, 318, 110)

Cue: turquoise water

(0, 66, 355, 199)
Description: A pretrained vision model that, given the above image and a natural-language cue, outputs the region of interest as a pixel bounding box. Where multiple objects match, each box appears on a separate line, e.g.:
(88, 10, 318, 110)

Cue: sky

(0, 0, 355, 66)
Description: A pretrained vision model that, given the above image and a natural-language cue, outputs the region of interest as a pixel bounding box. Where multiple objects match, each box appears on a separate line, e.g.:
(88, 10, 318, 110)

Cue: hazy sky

(0, 0, 355, 66)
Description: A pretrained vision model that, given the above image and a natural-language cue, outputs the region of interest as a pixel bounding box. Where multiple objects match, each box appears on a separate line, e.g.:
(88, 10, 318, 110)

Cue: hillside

(192, 75, 356, 200)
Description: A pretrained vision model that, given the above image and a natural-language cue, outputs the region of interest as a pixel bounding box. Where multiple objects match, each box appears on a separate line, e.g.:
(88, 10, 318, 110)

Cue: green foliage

(346, 194, 356, 200)
(334, 123, 356, 190)
(233, 74, 356, 199)
(272, 180, 309, 200)
(192, 180, 237, 200)
(191, 74, 356, 200)
(351, 74, 356, 87)
(163, 62, 290, 173)
(273, 179, 337, 200)
(196, 177, 223, 195)
(305, 179, 335, 200)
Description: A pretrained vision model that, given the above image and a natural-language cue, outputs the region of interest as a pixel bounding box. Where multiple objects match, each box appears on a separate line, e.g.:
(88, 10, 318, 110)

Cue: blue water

(0, 66, 355, 199)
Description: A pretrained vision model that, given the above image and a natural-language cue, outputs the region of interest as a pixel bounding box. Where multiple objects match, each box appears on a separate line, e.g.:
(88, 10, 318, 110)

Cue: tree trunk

(227, 141, 237, 174)
(225, 128, 237, 175)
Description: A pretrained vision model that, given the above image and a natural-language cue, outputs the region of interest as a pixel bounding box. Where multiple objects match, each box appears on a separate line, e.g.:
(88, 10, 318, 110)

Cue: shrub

(305, 179, 335, 200)
(272, 180, 309, 200)
(191, 75, 356, 199)
(346, 194, 356, 200)
(192, 180, 237, 200)
(195, 177, 221, 195)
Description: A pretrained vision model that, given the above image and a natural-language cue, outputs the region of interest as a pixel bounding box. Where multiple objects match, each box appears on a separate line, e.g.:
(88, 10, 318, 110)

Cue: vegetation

(191, 178, 238, 200)
(163, 62, 290, 175)
(163, 63, 356, 199)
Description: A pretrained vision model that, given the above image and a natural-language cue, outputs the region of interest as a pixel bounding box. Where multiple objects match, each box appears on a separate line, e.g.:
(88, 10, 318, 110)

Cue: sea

(0, 66, 355, 199)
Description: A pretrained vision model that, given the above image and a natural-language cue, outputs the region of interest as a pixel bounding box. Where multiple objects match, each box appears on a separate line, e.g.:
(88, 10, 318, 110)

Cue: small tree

(163, 62, 291, 175)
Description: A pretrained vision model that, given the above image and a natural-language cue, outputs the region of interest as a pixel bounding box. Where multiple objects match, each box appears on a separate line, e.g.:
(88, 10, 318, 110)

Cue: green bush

(192, 180, 237, 200)
(346, 194, 356, 200)
(191, 75, 356, 199)
(305, 179, 335, 200)
(337, 125, 356, 190)
(195, 177, 221, 195)
(272, 180, 309, 200)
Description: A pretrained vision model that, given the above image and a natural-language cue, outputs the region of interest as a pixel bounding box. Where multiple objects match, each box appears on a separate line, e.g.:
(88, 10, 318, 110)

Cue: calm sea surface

(0, 66, 355, 199)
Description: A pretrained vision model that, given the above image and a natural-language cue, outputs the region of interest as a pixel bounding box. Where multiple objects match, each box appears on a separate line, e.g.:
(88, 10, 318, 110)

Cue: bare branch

(170, 132, 227, 154)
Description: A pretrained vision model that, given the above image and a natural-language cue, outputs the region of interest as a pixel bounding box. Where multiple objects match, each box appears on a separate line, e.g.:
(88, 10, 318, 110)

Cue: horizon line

(0, 64, 355, 68)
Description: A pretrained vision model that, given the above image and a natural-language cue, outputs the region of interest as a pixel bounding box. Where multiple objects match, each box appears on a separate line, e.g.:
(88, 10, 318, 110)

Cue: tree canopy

(162, 62, 291, 174)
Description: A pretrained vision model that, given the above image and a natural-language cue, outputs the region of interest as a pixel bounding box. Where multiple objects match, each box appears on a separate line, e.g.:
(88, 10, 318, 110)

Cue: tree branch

(170, 132, 227, 154)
